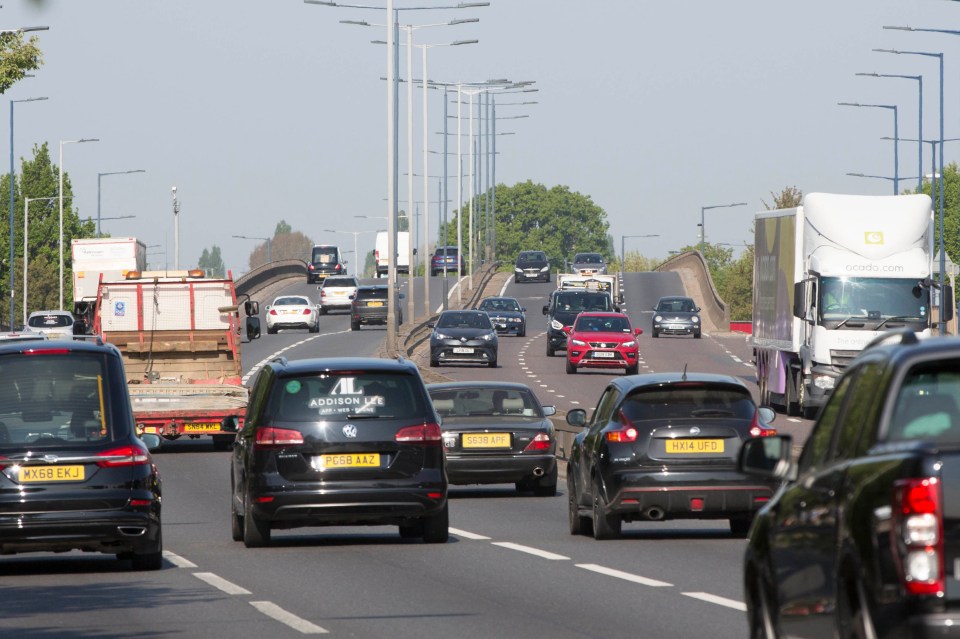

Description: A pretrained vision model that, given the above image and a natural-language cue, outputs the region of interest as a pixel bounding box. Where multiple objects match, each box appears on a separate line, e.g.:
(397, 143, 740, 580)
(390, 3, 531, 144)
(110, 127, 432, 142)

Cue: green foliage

(762, 186, 803, 210)
(0, 32, 43, 95)
(274, 220, 293, 236)
(246, 225, 313, 271)
(907, 162, 960, 266)
(198, 245, 226, 278)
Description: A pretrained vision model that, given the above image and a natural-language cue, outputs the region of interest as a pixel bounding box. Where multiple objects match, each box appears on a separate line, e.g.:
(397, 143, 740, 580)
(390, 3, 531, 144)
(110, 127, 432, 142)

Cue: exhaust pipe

(644, 507, 665, 521)
(532, 467, 545, 477)
(117, 526, 147, 537)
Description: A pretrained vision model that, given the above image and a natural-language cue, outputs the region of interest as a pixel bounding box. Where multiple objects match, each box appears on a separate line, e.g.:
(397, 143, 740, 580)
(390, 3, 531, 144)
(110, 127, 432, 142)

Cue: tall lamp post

(855, 72, 922, 194)
(9, 95, 47, 328)
(700, 202, 747, 256)
(59, 137, 99, 310)
(97, 169, 145, 238)
(324, 228, 377, 277)
(621, 234, 660, 288)
(232, 234, 271, 265)
(838, 102, 899, 194)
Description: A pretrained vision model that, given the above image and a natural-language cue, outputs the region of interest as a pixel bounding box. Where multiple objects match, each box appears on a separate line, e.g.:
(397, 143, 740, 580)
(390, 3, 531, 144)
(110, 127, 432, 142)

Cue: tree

(0, 31, 44, 95)
(763, 186, 803, 210)
(246, 220, 313, 270)
(198, 245, 226, 278)
(910, 162, 960, 266)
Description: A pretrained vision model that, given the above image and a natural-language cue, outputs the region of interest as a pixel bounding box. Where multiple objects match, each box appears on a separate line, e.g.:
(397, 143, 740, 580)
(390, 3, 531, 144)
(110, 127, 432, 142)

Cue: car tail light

(302, 308, 312, 315)
(320, 290, 327, 298)
(269, 309, 278, 315)
(524, 432, 552, 452)
(24, 348, 70, 355)
(335, 264, 342, 271)
(395, 423, 442, 444)
(893, 477, 944, 596)
(749, 411, 777, 438)
(255, 427, 305, 447)
(96, 444, 151, 467)
(607, 412, 638, 443)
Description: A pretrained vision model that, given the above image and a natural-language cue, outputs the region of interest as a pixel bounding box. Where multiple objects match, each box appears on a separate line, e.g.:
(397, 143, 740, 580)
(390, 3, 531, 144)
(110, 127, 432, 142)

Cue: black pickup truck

(739, 329, 960, 639)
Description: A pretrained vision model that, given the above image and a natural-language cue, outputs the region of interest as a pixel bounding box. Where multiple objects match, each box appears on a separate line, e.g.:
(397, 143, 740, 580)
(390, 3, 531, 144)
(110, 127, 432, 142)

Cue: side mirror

(542, 305, 549, 315)
(413, 248, 417, 255)
(737, 435, 794, 480)
(244, 300, 260, 316)
(942, 284, 955, 323)
(427, 323, 435, 329)
(542, 405, 556, 417)
(317, 285, 323, 291)
(566, 408, 587, 426)
(521, 307, 526, 312)
(246, 316, 262, 340)
(562, 326, 572, 335)
(264, 305, 271, 312)
(758, 406, 776, 424)
(694, 307, 701, 313)
(220, 416, 240, 433)
(634, 327, 643, 336)
(140, 433, 162, 452)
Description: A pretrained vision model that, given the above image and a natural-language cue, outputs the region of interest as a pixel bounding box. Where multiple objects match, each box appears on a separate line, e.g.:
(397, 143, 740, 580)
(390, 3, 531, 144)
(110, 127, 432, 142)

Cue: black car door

(577, 385, 622, 506)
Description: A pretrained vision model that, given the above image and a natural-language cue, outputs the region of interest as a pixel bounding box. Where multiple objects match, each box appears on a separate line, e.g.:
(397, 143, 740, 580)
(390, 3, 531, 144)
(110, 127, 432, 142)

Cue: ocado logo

(864, 231, 884, 245)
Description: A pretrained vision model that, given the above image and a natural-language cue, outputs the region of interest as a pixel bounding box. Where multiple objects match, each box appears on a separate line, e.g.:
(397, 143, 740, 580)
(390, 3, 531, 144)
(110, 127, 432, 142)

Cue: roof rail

(862, 328, 919, 352)
(270, 356, 288, 367)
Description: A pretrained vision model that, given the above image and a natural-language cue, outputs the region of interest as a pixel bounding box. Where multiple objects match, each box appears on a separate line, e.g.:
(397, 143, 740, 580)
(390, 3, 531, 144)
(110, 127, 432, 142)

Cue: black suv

(514, 250, 551, 283)
(0, 339, 163, 570)
(230, 356, 448, 546)
(740, 329, 960, 638)
(542, 289, 616, 356)
(350, 285, 403, 330)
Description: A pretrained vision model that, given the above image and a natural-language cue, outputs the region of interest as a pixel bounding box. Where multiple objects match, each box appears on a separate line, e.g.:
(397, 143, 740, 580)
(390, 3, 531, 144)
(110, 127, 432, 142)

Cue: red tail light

(269, 309, 278, 315)
(749, 411, 777, 438)
(893, 477, 944, 596)
(302, 308, 312, 315)
(255, 427, 305, 447)
(96, 444, 151, 467)
(524, 432, 552, 452)
(320, 290, 327, 298)
(24, 348, 70, 355)
(607, 410, 638, 443)
(335, 264, 342, 271)
(395, 423, 442, 444)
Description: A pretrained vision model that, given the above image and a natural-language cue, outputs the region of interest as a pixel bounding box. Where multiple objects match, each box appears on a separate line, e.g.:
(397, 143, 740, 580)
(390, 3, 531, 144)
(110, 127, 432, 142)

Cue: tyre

(318, 306, 327, 316)
(518, 327, 526, 338)
(243, 498, 271, 548)
(430, 357, 439, 367)
(309, 322, 320, 333)
(266, 325, 277, 335)
(546, 343, 555, 357)
(565, 359, 576, 374)
(546, 273, 551, 283)
(488, 358, 497, 368)
(514, 276, 520, 283)
(129, 530, 163, 571)
(625, 363, 639, 375)
(785, 370, 800, 417)
(351, 320, 360, 331)
(730, 515, 753, 537)
(592, 481, 622, 540)
(231, 498, 243, 542)
(694, 329, 702, 339)
(422, 502, 449, 544)
(533, 466, 558, 497)
(652, 329, 659, 338)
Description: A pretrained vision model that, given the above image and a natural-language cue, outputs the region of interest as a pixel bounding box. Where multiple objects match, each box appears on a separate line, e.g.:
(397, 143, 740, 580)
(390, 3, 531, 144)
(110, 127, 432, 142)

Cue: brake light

(335, 264, 342, 271)
(893, 477, 944, 596)
(302, 308, 312, 315)
(320, 290, 327, 298)
(524, 432, 552, 452)
(24, 348, 70, 355)
(607, 410, 638, 443)
(255, 427, 305, 447)
(749, 411, 777, 438)
(395, 423, 442, 444)
(96, 444, 151, 467)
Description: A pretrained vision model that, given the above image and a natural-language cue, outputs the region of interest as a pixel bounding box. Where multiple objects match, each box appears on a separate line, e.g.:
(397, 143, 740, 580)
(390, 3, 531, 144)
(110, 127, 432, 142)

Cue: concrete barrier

(654, 250, 729, 332)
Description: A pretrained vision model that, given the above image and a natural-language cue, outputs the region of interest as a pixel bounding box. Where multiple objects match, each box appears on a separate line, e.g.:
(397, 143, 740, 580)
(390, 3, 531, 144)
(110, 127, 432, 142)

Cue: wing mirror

(246, 316, 262, 340)
(244, 300, 260, 316)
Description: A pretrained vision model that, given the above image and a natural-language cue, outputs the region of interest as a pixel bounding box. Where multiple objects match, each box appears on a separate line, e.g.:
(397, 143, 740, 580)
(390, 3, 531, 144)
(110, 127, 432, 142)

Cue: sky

(6, 0, 960, 275)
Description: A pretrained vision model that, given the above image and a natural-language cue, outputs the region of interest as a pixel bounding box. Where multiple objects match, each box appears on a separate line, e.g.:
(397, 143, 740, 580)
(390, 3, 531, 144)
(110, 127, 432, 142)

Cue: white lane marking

(787, 417, 802, 423)
(491, 542, 569, 561)
(731, 356, 743, 363)
(576, 563, 672, 587)
(243, 329, 352, 383)
(570, 401, 580, 405)
(682, 592, 747, 611)
(498, 279, 510, 296)
(250, 601, 329, 634)
(162, 550, 196, 568)
(193, 572, 252, 595)
(449, 527, 491, 540)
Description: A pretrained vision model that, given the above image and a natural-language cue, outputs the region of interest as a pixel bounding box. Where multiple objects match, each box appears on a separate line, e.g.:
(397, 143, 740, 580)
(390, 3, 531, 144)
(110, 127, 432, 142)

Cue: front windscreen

(480, 299, 521, 312)
(555, 293, 611, 312)
(819, 277, 928, 326)
(519, 252, 545, 263)
(268, 372, 426, 421)
(437, 312, 492, 329)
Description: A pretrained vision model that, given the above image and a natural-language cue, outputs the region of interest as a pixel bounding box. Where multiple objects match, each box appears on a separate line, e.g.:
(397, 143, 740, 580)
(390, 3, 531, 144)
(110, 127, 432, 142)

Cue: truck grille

(830, 350, 861, 370)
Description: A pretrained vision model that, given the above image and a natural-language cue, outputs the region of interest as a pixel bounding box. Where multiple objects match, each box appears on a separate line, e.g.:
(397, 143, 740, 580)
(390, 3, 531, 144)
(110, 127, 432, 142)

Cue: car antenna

(681, 364, 688, 381)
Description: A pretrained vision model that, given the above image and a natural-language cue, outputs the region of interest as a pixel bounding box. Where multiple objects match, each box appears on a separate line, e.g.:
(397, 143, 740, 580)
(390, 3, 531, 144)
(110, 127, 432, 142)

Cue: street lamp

(856, 72, 923, 194)
(9, 95, 46, 328)
(324, 228, 377, 277)
(171, 186, 180, 269)
(59, 137, 99, 310)
(97, 169, 145, 238)
(621, 234, 659, 288)
(233, 234, 271, 264)
(700, 202, 747, 256)
(838, 102, 899, 194)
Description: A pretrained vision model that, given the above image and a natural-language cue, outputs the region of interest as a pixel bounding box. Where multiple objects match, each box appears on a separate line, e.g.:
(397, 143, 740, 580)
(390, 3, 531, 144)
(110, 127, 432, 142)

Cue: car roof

(610, 371, 751, 392)
(481, 296, 519, 302)
(272, 356, 419, 376)
(427, 381, 536, 393)
(657, 296, 694, 302)
(0, 337, 117, 356)
(323, 276, 357, 284)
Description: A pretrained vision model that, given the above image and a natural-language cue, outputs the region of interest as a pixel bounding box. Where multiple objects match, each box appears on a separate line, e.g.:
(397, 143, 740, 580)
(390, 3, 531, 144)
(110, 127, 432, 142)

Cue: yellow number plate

(19, 465, 86, 483)
(366, 301, 384, 307)
(184, 423, 220, 432)
(316, 453, 381, 469)
(665, 439, 724, 454)
(462, 433, 511, 449)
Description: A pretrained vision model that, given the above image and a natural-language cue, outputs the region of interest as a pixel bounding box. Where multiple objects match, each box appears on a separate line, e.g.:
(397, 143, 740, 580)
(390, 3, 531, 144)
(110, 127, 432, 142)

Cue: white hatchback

(318, 276, 359, 314)
(265, 295, 320, 334)
(24, 310, 76, 340)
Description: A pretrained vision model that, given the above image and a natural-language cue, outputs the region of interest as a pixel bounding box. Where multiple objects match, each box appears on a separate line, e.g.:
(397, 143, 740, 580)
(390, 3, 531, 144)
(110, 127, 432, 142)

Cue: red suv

(563, 312, 642, 375)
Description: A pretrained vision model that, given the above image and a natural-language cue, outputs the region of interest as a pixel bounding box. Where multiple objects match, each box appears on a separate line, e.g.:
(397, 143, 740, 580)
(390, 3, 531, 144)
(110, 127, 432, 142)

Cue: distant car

(0, 339, 164, 569)
(514, 250, 551, 283)
(230, 356, 448, 547)
(478, 296, 526, 337)
(306, 244, 347, 283)
(428, 381, 558, 496)
(318, 275, 359, 314)
(24, 310, 76, 339)
(563, 311, 642, 375)
(566, 372, 777, 539)
(350, 285, 403, 330)
(429, 310, 498, 368)
(265, 295, 320, 334)
(570, 252, 607, 276)
(542, 289, 616, 357)
(651, 296, 701, 338)
(430, 245, 465, 276)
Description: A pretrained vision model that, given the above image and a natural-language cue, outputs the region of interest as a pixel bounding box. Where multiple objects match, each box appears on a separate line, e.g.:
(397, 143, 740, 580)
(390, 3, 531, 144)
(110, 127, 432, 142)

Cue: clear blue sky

(7, 0, 960, 274)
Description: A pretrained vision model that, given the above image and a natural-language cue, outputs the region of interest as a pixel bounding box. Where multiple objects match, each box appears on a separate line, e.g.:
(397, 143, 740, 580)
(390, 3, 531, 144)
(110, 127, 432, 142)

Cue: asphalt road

(2, 271, 815, 639)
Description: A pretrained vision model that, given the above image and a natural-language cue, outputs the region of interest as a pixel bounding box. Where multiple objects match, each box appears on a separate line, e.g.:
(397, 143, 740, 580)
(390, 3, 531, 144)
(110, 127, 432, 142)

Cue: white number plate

(453, 347, 474, 354)
(592, 351, 615, 358)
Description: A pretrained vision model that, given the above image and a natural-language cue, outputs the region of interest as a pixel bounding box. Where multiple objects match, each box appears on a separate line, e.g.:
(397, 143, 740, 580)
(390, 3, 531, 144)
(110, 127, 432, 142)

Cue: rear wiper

(345, 413, 392, 419)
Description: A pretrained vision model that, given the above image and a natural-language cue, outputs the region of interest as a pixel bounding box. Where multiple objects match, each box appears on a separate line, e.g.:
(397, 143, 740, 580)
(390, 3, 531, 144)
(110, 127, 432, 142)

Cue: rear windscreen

(312, 248, 338, 264)
(621, 386, 755, 421)
(357, 288, 388, 300)
(429, 387, 541, 418)
(268, 372, 425, 421)
(555, 293, 611, 312)
(0, 351, 118, 447)
(28, 314, 73, 328)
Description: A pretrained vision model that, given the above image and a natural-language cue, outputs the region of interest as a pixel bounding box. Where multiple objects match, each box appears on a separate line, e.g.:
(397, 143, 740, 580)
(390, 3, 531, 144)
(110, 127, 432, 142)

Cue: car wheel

(652, 329, 658, 338)
(518, 327, 526, 337)
(421, 502, 449, 544)
(591, 480, 621, 540)
(231, 496, 244, 542)
(694, 329, 702, 339)
(488, 358, 497, 369)
(318, 306, 327, 316)
(266, 325, 277, 335)
(129, 529, 163, 571)
(429, 357, 439, 367)
(546, 343, 555, 357)
(625, 363, 639, 375)
(533, 466, 558, 497)
(565, 359, 576, 374)
(546, 274, 551, 283)
(514, 276, 520, 283)
(729, 515, 752, 537)
(310, 322, 320, 333)
(243, 497, 271, 548)
(785, 370, 800, 417)
(351, 320, 360, 331)
(399, 521, 424, 539)
(568, 475, 591, 536)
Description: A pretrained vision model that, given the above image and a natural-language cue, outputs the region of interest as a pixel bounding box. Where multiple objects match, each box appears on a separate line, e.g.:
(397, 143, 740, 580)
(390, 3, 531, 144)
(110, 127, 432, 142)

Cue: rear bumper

(446, 455, 556, 484)
(515, 271, 549, 282)
(606, 469, 775, 519)
(250, 485, 447, 528)
(354, 309, 389, 325)
(0, 509, 161, 555)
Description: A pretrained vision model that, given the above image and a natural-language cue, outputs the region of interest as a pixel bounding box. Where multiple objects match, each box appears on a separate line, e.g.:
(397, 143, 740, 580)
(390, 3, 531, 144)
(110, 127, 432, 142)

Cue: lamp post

(59, 137, 99, 310)
(171, 186, 180, 269)
(324, 228, 377, 277)
(9, 96, 46, 329)
(838, 102, 899, 194)
(621, 234, 660, 287)
(23, 195, 70, 326)
(700, 202, 747, 256)
(97, 169, 145, 238)
(232, 234, 271, 265)
(855, 72, 922, 193)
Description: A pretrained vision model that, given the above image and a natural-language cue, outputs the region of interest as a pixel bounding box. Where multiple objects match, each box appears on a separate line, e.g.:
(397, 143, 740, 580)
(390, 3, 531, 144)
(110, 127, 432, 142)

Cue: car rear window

(28, 314, 73, 328)
(620, 386, 755, 421)
(311, 247, 339, 264)
(435, 247, 458, 256)
(430, 387, 541, 418)
(888, 366, 960, 442)
(0, 351, 119, 447)
(275, 297, 308, 306)
(268, 372, 426, 421)
(356, 288, 387, 300)
(323, 278, 357, 288)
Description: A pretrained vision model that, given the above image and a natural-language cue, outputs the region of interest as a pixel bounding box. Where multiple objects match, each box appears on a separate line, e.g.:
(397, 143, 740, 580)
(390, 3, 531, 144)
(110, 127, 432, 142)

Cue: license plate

(592, 351, 615, 358)
(19, 465, 86, 483)
(667, 324, 685, 330)
(665, 439, 724, 454)
(314, 453, 381, 469)
(462, 433, 511, 448)
(184, 423, 219, 432)
(283, 310, 297, 314)
(453, 347, 474, 354)
(367, 301, 384, 307)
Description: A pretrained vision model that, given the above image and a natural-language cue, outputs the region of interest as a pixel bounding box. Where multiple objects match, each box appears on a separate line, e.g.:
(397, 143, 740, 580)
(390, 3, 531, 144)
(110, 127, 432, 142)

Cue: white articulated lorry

(753, 192, 952, 418)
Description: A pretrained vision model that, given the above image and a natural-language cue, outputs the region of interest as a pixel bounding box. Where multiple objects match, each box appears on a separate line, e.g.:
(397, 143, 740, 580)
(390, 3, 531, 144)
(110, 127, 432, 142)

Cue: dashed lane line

(491, 542, 570, 561)
(193, 572, 252, 596)
(682, 592, 747, 612)
(250, 601, 329, 634)
(575, 563, 672, 588)
(450, 527, 492, 540)
(162, 550, 196, 568)
(242, 329, 351, 384)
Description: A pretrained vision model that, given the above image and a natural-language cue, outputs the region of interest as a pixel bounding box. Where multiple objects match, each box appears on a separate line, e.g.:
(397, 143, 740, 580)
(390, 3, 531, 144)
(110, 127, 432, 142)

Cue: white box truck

(753, 192, 951, 418)
(72, 237, 147, 330)
(375, 230, 411, 278)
